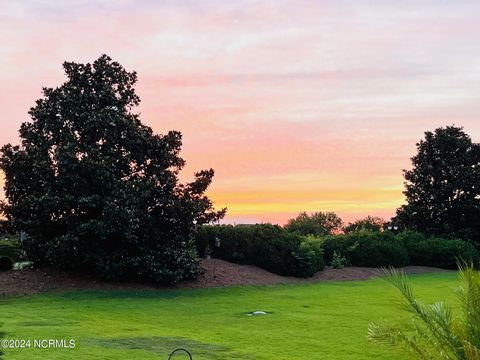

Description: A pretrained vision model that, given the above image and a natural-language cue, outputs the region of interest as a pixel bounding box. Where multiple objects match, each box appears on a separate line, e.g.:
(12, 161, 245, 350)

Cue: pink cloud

(1, 1, 480, 224)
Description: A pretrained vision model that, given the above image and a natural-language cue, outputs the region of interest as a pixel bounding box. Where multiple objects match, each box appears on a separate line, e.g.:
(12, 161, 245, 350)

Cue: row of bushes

(319, 230, 479, 269)
(3, 226, 477, 277)
(398, 231, 479, 269)
(195, 226, 479, 277)
(195, 224, 324, 277)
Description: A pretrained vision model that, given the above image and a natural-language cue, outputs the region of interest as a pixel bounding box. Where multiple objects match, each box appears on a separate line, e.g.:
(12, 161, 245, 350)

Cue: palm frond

(382, 267, 462, 359)
(458, 263, 480, 349)
(371, 266, 480, 360)
(368, 321, 434, 360)
(463, 341, 480, 360)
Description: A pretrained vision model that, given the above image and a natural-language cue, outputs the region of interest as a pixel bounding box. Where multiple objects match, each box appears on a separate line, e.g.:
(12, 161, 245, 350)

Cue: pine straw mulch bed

(0, 258, 450, 297)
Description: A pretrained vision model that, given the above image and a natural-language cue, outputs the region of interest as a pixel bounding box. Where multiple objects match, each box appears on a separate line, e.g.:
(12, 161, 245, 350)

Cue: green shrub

(331, 251, 347, 269)
(395, 230, 427, 250)
(320, 230, 478, 270)
(319, 230, 409, 268)
(317, 235, 350, 265)
(0, 256, 14, 271)
(406, 238, 478, 269)
(350, 236, 409, 267)
(396, 230, 479, 269)
(0, 237, 22, 261)
(296, 237, 325, 276)
(195, 224, 324, 277)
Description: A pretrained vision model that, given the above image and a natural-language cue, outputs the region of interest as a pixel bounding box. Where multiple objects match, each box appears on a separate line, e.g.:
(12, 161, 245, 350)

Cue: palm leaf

(369, 265, 480, 360)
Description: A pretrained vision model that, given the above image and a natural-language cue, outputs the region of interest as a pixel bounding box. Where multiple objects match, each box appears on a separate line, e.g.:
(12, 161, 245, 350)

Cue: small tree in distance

(343, 216, 385, 234)
(285, 211, 343, 236)
(0, 55, 226, 284)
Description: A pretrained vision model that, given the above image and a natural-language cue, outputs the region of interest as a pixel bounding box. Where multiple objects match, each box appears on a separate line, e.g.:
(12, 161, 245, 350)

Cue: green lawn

(0, 272, 458, 360)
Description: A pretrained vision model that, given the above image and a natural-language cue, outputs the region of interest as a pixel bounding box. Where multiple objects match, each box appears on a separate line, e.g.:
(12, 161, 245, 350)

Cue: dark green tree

(0, 220, 8, 235)
(285, 211, 343, 236)
(0, 55, 225, 283)
(343, 216, 385, 234)
(395, 126, 480, 243)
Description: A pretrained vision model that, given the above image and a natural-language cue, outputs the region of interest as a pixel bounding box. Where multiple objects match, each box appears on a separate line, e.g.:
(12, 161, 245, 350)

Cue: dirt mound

(190, 260, 449, 286)
(0, 259, 450, 297)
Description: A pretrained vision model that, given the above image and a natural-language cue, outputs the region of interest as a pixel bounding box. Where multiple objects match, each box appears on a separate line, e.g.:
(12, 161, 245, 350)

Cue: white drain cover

(250, 311, 267, 316)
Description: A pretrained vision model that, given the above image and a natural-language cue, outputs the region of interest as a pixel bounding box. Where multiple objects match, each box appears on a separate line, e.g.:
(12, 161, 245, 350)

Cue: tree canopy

(0, 55, 225, 283)
(285, 211, 343, 236)
(343, 216, 385, 234)
(395, 126, 480, 243)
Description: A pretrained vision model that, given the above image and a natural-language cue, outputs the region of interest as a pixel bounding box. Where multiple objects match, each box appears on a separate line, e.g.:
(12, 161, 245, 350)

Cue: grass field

(0, 272, 458, 360)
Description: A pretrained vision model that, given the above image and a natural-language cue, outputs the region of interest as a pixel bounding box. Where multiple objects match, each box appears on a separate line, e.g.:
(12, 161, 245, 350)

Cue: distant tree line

(285, 212, 386, 236)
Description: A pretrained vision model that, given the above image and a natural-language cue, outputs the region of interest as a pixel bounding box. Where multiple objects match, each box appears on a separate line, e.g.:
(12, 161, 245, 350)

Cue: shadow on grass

(52, 285, 258, 301)
(86, 336, 254, 359)
(20, 319, 78, 327)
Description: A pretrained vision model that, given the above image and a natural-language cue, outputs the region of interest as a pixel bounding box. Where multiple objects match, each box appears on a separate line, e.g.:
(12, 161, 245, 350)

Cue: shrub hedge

(318, 230, 478, 269)
(403, 237, 478, 269)
(195, 225, 480, 277)
(318, 230, 410, 268)
(195, 224, 324, 277)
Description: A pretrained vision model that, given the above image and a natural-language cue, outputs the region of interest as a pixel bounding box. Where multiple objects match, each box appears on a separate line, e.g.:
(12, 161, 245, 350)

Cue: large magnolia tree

(0, 55, 225, 283)
(395, 126, 480, 243)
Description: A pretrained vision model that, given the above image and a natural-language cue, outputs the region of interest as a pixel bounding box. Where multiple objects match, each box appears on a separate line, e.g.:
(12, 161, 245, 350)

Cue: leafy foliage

(285, 211, 343, 236)
(369, 264, 480, 360)
(0, 55, 225, 284)
(395, 126, 480, 243)
(319, 230, 478, 269)
(395, 230, 428, 249)
(319, 230, 409, 267)
(0, 238, 22, 261)
(331, 251, 347, 269)
(0, 220, 10, 235)
(195, 224, 324, 277)
(343, 216, 385, 234)
(298, 235, 327, 275)
(405, 238, 479, 269)
(348, 231, 409, 268)
(395, 230, 479, 269)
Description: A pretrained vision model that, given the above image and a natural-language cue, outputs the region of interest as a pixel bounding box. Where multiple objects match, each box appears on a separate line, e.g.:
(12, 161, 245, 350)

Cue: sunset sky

(1, 1, 480, 224)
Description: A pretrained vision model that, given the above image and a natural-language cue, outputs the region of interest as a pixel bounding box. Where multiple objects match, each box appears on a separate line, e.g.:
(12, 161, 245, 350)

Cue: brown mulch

(0, 259, 451, 297)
